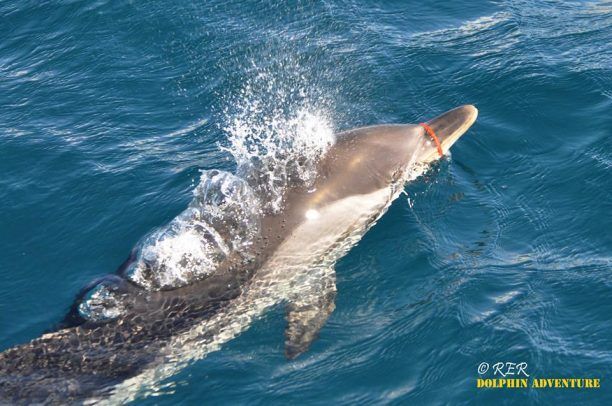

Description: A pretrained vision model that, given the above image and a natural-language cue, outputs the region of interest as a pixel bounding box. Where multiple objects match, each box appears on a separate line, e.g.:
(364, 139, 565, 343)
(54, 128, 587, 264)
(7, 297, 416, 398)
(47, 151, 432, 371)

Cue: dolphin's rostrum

(0, 105, 478, 404)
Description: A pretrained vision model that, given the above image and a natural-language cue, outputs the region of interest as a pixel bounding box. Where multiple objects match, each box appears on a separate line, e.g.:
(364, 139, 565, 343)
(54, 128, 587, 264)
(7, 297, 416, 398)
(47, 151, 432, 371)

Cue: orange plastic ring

(419, 122, 443, 157)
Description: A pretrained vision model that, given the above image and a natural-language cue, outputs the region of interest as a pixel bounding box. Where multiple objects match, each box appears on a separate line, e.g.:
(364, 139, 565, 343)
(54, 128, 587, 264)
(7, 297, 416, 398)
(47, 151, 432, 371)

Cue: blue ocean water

(1, 0, 611, 404)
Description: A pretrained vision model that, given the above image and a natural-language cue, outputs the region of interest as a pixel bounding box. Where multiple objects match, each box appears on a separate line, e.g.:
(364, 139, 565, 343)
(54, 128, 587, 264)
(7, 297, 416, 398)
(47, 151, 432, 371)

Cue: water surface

(1, 0, 611, 404)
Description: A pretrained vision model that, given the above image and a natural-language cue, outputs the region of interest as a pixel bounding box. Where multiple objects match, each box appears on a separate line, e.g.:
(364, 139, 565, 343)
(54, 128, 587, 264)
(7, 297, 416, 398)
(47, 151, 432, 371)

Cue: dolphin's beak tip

(455, 104, 478, 130)
(462, 104, 478, 123)
(426, 104, 479, 153)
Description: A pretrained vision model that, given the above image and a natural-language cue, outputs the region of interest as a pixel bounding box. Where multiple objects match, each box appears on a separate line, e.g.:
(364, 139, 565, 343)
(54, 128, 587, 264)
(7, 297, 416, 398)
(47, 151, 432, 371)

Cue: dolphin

(0, 105, 478, 404)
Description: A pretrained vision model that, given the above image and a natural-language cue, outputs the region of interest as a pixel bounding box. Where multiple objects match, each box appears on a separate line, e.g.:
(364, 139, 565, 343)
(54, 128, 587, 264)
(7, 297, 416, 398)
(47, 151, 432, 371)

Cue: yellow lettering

(485, 376, 601, 390)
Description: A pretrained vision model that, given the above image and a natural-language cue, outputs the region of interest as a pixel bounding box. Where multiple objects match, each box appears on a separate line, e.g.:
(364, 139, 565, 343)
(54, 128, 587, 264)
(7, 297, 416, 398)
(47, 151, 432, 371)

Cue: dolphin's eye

(391, 168, 403, 182)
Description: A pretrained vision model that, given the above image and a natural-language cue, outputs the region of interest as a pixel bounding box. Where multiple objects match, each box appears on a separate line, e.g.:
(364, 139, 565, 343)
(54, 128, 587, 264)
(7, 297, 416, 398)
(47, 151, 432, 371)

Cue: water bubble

(78, 280, 127, 322)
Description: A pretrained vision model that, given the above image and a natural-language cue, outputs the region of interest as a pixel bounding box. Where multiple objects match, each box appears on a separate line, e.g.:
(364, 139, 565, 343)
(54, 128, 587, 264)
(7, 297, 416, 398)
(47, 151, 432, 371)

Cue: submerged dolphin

(0, 105, 477, 403)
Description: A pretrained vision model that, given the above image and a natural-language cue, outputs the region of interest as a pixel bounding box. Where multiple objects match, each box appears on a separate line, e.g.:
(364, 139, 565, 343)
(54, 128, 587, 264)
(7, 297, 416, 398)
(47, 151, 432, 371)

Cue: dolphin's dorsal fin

(284, 267, 336, 359)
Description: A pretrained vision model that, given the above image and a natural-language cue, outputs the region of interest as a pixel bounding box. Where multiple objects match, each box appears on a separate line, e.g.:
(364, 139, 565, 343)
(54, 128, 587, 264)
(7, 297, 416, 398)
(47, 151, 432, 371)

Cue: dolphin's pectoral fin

(284, 268, 336, 359)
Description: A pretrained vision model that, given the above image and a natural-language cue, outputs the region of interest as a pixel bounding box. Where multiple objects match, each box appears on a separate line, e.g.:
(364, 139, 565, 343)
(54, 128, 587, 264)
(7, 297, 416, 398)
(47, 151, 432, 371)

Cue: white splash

(219, 69, 335, 213)
(123, 170, 261, 291)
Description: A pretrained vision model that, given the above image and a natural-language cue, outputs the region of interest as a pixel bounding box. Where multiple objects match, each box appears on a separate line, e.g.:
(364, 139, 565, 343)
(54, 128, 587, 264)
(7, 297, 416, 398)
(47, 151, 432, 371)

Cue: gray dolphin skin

(0, 105, 477, 404)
